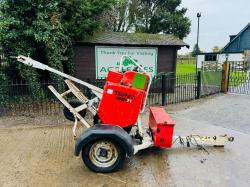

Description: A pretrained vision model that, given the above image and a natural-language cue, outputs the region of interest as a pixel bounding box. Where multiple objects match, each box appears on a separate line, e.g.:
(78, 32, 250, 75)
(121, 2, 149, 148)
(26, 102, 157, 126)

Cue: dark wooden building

(73, 32, 188, 80)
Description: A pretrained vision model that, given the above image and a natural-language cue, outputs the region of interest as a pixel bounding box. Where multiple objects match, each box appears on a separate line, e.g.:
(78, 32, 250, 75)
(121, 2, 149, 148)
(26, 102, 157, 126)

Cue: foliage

(0, 0, 114, 99)
(102, 0, 138, 32)
(102, 0, 191, 39)
(0, 69, 8, 106)
(212, 46, 221, 52)
(191, 43, 201, 57)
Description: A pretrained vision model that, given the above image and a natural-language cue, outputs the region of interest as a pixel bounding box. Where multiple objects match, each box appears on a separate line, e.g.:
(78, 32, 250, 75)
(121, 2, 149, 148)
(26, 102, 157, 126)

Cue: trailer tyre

(82, 138, 125, 173)
(63, 100, 86, 121)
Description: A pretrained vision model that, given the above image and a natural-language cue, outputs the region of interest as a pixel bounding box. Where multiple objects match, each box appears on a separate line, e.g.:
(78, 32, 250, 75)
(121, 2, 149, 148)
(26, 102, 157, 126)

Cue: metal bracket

(48, 85, 91, 129)
(172, 134, 234, 147)
(133, 116, 154, 154)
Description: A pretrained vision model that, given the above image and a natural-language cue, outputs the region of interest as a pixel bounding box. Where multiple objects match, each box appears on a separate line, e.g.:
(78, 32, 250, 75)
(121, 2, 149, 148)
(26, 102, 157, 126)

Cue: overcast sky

(179, 0, 250, 54)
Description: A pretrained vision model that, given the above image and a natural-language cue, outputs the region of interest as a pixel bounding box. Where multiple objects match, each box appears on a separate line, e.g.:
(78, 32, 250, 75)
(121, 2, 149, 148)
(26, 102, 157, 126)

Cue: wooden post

(244, 50, 250, 71)
(221, 61, 229, 93)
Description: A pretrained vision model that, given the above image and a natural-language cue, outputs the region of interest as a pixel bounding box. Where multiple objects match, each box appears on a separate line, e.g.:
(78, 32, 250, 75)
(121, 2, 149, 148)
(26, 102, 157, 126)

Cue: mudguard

(75, 125, 134, 157)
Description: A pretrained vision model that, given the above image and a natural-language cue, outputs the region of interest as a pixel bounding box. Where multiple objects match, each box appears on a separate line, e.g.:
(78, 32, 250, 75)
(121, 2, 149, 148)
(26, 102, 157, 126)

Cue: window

(205, 54, 217, 61)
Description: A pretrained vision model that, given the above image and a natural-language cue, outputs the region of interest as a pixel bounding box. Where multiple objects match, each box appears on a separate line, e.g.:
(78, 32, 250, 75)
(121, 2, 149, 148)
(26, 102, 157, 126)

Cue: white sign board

(95, 46, 157, 79)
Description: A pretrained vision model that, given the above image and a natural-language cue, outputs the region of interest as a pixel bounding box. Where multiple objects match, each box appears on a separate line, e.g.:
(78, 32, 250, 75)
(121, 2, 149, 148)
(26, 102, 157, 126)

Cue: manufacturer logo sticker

(107, 89, 113, 94)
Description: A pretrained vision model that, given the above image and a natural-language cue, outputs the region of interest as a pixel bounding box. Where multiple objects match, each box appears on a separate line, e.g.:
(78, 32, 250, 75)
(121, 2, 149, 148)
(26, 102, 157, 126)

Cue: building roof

(77, 32, 189, 47)
(198, 51, 242, 55)
(222, 22, 250, 53)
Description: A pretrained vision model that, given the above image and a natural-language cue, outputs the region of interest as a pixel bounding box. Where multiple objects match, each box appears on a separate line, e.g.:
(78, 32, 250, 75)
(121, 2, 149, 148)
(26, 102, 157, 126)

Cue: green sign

(95, 46, 157, 79)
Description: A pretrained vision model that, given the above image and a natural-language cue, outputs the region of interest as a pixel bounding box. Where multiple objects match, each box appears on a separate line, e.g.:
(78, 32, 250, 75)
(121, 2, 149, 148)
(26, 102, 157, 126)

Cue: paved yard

(0, 94, 249, 187)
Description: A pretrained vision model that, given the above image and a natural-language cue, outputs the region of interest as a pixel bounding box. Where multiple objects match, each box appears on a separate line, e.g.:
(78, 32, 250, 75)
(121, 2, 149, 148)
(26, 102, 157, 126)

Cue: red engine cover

(98, 83, 144, 127)
(97, 70, 147, 127)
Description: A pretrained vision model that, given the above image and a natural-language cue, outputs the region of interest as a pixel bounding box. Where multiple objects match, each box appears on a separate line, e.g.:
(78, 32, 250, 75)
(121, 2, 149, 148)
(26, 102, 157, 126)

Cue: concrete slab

(0, 94, 249, 186)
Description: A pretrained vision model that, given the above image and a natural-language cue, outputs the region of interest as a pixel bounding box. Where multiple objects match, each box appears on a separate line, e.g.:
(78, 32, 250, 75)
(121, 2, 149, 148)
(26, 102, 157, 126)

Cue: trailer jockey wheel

(63, 100, 86, 121)
(82, 139, 125, 173)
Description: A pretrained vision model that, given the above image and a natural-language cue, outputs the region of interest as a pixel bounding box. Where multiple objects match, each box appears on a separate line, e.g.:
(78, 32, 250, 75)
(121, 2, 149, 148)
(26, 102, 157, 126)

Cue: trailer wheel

(63, 100, 86, 121)
(82, 138, 125, 173)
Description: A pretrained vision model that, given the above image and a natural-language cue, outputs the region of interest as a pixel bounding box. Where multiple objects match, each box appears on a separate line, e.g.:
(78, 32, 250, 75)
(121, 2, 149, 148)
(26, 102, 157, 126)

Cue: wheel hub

(99, 148, 108, 158)
(89, 141, 118, 168)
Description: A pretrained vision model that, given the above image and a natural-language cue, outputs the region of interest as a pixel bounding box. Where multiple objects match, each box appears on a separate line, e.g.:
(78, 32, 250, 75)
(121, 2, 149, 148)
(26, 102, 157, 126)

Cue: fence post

(221, 61, 229, 93)
(161, 74, 166, 106)
(196, 71, 201, 99)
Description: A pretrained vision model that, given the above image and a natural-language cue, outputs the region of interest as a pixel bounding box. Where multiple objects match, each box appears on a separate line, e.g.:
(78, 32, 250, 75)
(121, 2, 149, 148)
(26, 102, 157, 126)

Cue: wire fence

(0, 71, 222, 117)
(228, 61, 250, 95)
(147, 71, 222, 106)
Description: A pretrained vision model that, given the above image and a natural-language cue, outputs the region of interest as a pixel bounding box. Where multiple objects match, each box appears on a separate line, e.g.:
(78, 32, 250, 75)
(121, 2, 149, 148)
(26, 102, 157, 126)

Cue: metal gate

(228, 61, 250, 94)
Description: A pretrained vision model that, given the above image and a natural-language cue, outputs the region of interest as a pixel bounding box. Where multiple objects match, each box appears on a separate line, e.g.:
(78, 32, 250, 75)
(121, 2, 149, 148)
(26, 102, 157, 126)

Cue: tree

(212, 46, 221, 52)
(0, 0, 115, 97)
(191, 44, 201, 57)
(103, 0, 191, 39)
(142, 0, 191, 39)
(101, 0, 138, 32)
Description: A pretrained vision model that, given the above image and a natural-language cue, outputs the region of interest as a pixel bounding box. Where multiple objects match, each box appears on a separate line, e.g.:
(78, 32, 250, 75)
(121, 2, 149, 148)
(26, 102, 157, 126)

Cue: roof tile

(78, 32, 188, 47)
